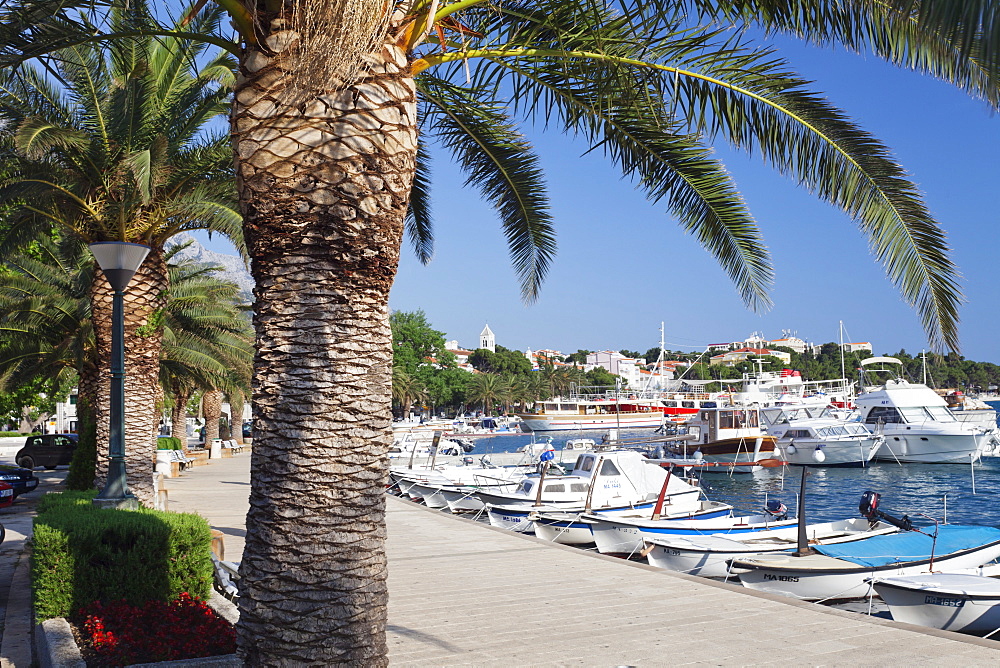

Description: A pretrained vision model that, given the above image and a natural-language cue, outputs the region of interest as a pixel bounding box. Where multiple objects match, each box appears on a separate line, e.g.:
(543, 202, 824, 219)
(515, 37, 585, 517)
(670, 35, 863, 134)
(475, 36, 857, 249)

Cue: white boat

(585, 510, 799, 557)
(517, 392, 666, 431)
(481, 450, 692, 532)
(387, 432, 472, 459)
(871, 570, 1000, 633)
(533, 501, 733, 545)
(731, 525, 1000, 601)
(644, 519, 897, 578)
(856, 357, 989, 463)
(761, 406, 883, 467)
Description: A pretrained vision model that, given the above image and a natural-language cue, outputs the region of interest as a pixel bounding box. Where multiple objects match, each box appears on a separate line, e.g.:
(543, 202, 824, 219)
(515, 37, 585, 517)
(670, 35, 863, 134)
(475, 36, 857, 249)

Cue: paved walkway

(166, 454, 1000, 666)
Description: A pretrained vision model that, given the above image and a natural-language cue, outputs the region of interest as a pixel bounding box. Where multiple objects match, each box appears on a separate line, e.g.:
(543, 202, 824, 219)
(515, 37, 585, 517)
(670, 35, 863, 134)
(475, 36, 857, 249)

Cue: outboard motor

(859, 491, 913, 530)
(764, 499, 788, 521)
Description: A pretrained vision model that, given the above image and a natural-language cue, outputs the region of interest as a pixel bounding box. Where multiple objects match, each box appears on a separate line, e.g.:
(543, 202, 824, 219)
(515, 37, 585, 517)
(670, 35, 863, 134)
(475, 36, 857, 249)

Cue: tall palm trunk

(92, 251, 168, 507)
(229, 392, 245, 444)
(232, 22, 416, 665)
(171, 386, 192, 449)
(202, 388, 223, 443)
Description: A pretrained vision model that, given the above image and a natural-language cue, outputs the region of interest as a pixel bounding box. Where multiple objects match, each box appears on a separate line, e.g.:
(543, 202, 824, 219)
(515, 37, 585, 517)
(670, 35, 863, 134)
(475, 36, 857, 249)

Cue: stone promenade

(166, 454, 1000, 666)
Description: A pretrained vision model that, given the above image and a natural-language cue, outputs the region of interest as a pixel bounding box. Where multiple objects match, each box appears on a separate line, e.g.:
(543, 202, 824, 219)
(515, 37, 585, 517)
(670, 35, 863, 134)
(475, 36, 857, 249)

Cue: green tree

(390, 310, 454, 374)
(468, 345, 532, 375)
(0, 12, 240, 505)
(466, 372, 510, 415)
(4, 0, 995, 662)
(391, 367, 428, 417)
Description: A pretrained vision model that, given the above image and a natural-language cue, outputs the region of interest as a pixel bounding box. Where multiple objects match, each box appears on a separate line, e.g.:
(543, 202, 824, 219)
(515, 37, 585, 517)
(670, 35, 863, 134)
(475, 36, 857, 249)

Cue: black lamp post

(90, 241, 150, 509)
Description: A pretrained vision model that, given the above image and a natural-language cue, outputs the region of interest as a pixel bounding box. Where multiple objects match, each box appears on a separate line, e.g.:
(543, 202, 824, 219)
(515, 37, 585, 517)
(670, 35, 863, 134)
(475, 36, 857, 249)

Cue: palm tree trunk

(92, 251, 168, 507)
(232, 24, 415, 665)
(203, 389, 223, 443)
(171, 386, 192, 449)
(229, 392, 245, 444)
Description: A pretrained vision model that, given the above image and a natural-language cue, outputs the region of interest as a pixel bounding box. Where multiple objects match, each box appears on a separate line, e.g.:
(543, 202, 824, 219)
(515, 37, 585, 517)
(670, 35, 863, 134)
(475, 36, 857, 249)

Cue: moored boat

(871, 570, 1000, 633)
(533, 501, 733, 545)
(762, 406, 883, 467)
(644, 518, 897, 578)
(731, 525, 1000, 601)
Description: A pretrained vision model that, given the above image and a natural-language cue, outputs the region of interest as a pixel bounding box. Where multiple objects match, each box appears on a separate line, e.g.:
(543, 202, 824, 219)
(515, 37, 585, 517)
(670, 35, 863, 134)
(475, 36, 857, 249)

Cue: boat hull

(645, 519, 895, 578)
(873, 573, 1000, 633)
(777, 437, 882, 468)
(588, 514, 799, 557)
(534, 502, 733, 546)
(874, 432, 985, 463)
(734, 536, 1000, 601)
(518, 413, 664, 431)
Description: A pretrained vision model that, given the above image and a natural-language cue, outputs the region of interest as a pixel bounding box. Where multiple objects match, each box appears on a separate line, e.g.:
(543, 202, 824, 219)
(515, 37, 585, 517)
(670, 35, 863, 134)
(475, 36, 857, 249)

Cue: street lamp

(90, 241, 150, 509)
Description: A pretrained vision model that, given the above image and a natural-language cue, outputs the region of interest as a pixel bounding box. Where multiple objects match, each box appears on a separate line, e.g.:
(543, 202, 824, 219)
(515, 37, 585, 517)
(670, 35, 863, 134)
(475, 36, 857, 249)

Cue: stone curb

(36, 592, 241, 667)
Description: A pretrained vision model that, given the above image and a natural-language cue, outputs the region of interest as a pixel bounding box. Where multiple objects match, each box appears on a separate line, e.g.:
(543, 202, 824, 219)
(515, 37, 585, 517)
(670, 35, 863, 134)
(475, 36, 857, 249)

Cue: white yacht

(855, 357, 988, 463)
(761, 405, 882, 467)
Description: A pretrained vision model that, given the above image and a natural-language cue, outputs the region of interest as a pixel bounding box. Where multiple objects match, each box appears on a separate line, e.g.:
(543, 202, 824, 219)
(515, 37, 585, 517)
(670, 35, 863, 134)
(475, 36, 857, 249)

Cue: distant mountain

(167, 233, 254, 301)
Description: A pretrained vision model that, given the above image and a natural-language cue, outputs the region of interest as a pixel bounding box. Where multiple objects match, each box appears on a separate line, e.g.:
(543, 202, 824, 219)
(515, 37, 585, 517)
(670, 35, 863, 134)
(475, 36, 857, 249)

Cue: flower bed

(75, 593, 235, 666)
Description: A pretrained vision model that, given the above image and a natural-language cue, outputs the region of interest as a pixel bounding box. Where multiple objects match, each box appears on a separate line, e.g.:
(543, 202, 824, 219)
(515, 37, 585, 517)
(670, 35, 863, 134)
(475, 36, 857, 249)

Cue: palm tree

(467, 372, 511, 415)
(391, 367, 428, 418)
(0, 237, 253, 469)
(2, 0, 996, 662)
(0, 8, 241, 504)
(158, 248, 254, 446)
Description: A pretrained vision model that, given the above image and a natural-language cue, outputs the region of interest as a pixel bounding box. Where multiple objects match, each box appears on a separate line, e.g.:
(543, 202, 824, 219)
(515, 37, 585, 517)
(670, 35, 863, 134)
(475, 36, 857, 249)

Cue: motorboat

(481, 450, 696, 532)
(855, 357, 989, 463)
(644, 518, 897, 578)
(871, 570, 1000, 633)
(761, 406, 883, 467)
(732, 525, 1000, 601)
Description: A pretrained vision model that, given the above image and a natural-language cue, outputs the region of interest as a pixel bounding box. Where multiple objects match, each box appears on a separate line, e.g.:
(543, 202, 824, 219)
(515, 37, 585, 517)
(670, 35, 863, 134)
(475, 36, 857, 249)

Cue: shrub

(33, 494, 213, 620)
(0, 431, 27, 437)
(79, 593, 235, 665)
(156, 436, 183, 450)
(66, 399, 96, 491)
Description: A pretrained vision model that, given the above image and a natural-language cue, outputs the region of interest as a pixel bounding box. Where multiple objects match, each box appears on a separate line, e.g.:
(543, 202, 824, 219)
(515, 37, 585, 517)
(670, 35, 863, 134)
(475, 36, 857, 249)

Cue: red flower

(77, 594, 235, 666)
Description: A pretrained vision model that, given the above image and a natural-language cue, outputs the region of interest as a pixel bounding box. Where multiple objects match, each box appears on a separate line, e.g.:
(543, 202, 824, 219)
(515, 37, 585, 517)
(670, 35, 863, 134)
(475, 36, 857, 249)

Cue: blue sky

(199, 33, 1000, 363)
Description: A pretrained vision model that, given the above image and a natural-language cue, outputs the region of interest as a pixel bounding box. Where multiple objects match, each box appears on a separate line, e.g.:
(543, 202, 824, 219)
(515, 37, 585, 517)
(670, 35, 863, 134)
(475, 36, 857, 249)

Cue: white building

(479, 324, 496, 352)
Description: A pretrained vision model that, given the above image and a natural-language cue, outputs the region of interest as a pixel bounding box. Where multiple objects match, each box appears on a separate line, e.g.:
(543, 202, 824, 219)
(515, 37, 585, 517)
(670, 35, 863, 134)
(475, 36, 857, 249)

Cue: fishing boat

(761, 406, 883, 467)
(871, 570, 1000, 633)
(856, 357, 989, 463)
(584, 504, 798, 557)
(533, 500, 733, 545)
(666, 405, 777, 465)
(732, 525, 1000, 601)
(643, 518, 897, 578)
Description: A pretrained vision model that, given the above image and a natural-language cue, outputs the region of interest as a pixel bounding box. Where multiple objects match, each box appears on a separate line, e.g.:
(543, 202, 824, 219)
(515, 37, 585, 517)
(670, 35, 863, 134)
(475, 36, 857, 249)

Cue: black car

(15, 433, 78, 470)
(0, 463, 39, 498)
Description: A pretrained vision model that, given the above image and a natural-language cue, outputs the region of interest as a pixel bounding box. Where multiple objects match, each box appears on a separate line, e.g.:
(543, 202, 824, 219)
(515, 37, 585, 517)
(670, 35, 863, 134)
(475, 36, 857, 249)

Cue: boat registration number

(763, 574, 799, 582)
(924, 595, 965, 608)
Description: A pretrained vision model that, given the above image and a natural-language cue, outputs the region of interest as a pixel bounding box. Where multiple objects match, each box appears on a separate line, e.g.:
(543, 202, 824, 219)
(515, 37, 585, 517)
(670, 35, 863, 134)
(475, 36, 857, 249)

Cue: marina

(162, 453, 1000, 665)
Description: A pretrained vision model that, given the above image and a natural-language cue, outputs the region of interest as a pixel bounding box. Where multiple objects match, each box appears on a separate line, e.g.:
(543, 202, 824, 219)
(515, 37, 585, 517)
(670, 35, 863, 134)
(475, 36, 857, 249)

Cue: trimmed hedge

(33, 492, 214, 620)
(156, 436, 183, 450)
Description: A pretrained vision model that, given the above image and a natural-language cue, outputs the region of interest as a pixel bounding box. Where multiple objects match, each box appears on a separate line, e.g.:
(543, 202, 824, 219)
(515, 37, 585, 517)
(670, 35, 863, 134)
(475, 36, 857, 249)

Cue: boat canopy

(860, 356, 903, 367)
(814, 525, 1000, 568)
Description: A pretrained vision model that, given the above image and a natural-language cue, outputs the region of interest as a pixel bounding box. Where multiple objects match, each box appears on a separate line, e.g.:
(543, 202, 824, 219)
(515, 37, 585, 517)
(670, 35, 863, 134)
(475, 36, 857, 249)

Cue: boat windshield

(926, 406, 957, 422)
(599, 460, 621, 476)
(864, 406, 904, 424)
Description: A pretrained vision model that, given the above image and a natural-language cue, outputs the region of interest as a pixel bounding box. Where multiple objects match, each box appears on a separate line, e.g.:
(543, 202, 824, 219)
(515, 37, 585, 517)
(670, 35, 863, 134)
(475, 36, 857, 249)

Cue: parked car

(0, 480, 13, 508)
(242, 424, 252, 439)
(0, 464, 39, 498)
(15, 433, 78, 470)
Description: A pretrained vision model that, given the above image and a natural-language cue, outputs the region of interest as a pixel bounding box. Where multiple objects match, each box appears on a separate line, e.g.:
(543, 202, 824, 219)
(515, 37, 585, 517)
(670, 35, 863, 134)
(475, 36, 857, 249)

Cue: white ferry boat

(517, 393, 666, 431)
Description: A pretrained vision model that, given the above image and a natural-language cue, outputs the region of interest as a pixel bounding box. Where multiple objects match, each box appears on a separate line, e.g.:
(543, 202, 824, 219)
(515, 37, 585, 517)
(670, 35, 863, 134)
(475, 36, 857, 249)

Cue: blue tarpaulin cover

(814, 525, 1000, 568)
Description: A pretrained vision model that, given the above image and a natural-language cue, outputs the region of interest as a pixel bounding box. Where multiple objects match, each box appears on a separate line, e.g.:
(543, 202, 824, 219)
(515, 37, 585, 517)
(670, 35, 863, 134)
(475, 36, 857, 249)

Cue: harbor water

(462, 423, 1000, 529)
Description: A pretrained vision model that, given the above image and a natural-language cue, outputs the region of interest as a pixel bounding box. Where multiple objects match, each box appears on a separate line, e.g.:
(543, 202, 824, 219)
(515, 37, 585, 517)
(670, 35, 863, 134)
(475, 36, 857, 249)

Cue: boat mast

(839, 320, 846, 381)
(921, 350, 927, 385)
